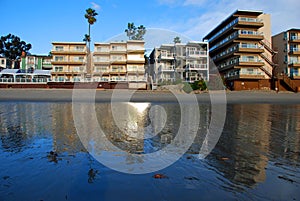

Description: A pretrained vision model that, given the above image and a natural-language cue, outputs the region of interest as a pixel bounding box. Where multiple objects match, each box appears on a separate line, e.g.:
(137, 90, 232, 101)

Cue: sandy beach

(0, 88, 299, 104)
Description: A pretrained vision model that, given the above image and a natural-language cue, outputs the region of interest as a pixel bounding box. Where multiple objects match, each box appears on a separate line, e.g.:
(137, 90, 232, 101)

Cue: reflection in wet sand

(0, 103, 299, 200)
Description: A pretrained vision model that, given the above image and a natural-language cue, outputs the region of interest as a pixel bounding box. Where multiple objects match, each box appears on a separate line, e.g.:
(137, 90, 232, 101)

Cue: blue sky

(1, 0, 299, 54)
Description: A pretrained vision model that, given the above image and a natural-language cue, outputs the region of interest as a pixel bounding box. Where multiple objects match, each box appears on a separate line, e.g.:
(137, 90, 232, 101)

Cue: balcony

(238, 58, 264, 66)
(186, 50, 207, 57)
(290, 35, 300, 43)
(185, 63, 208, 70)
(127, 45, 145, 53)
(110, 68, 127, 74)
(159, 52, 174, 60)
(158, 65, 175, 72)
(237, 30, 264, 40)
(237, 44, 264, 53)
(51, 49, 86, 55)
(288, 61, 300, 67)
(110, 47, 127, 54)
(237, 17, 264, 28)
(289, 48, 300, 55)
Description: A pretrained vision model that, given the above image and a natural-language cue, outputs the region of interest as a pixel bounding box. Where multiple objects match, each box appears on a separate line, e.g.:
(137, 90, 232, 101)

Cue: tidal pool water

(0, 102, 299, 201)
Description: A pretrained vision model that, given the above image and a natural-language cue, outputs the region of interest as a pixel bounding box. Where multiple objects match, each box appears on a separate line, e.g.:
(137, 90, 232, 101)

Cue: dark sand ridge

(0, 89, 300, 104)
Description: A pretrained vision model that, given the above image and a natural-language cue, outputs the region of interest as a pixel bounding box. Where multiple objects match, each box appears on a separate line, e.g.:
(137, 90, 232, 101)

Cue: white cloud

(156, 0, 300, 40)
(91, 2, 101, 10)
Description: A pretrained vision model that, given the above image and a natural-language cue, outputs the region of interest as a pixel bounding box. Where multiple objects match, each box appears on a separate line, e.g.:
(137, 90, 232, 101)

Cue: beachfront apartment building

(50, 40, 147, 88)
(203, 10, 277, 91)
(20, 54, 52, 72)
(149, 41, 209, 84)
(51, 42, 87, 82)
(272, 28, 300, 92)
(93, 40, 146, 89)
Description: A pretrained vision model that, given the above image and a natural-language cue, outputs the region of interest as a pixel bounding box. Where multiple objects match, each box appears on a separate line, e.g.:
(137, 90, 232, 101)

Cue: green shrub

(182, 82, 193, 93)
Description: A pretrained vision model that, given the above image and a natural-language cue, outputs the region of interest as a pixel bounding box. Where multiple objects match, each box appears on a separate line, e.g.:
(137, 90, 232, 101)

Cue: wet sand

(0, 88, 299, 104)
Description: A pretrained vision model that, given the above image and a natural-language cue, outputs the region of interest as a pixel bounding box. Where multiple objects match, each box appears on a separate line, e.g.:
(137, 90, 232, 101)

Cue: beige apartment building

(93, 40, 146, 89)
(203, 10, 277, 90)
(272, 28, 300, 92)
(149, 41, 209, 84)
(51, 42, 87, 82)
(51, 40, 146, 88)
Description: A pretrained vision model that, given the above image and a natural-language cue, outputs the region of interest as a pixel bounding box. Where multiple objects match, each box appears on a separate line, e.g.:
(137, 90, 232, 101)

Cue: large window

(75, 46, 84, 51)
(55, 46, 64, 51)
(55, 56, 64, 61)
(54, 66, 63, 72)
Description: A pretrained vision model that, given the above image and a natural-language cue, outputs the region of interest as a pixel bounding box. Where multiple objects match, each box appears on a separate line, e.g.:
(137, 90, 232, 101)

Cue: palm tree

(84, 8, 98, 49)
(135, 25, 146, 40)
(173, 36, 181, 44)
(125, 23, 136, 40)
(84, 8, 98, 75)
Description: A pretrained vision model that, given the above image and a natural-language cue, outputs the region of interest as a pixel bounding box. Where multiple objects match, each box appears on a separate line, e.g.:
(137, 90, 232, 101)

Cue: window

(54, 66, 63, 72)
(73, 56, 84, 62)
(55, 46, 64, 51)
(75, 46, 84, 51)
(1, 60, 4, 65)
(55, 56, 64, 61)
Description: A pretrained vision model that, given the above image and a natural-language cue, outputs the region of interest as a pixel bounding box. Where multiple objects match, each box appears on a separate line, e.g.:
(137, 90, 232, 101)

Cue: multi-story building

(0, 56, 11, 71)
(203, 10, 277, 90)
(93, 40, 146, 89)
(272, 28, 300, 91)
(51, 42, 87, 82)
(149, 41, 209, 84)
(20, 54, 52, 72)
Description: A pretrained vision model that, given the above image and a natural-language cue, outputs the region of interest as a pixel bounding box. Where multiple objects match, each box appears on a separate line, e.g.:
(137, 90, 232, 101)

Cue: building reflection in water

(0, 102, 299, 189)
(207, 104, 300, 191)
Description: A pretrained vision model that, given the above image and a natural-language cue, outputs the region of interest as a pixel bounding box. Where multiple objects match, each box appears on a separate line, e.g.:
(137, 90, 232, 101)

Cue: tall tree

(173, 36, 181, 44)
(125, 23, 146, 40)
(125, 23, 136, 40)
(84, 8, 98, 75)
(84, 8, 98, 49)
(0, 34, 32, 68)
(134, 25, 146, 40)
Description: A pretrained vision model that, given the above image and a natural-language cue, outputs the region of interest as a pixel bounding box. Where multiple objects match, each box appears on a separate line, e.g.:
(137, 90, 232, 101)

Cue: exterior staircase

(282, 74, 297, 92)
(259, 39, 277, 55)
(259, 38, 278, 78)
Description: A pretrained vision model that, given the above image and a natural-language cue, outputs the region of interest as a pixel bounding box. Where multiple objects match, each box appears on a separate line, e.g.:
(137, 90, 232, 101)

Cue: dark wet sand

(0, 89, 299, 104)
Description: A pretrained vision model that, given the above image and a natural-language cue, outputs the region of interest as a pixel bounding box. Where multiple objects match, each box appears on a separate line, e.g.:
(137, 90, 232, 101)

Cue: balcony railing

(186, 64, 208, 70)
(160, 52, 174, 59)
(290, 48, 299, 52)
(186, 50, 207, 57)
(158, 65, 175, 72)
(239, 58, 262, 62)
(238, 17, 262, 23)
(238, 44, 262, 49)
(290, 36, 300, 41)
(238, 30, 263, 36)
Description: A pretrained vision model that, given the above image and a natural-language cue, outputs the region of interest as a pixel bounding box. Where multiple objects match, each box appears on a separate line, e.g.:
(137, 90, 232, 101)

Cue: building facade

(203, 10, 277, 90)
(93, 40, 146, 89)
(51, 42, 87, 82)
(149, 41, 209, 84)
(20, 55, 52, 72)
(272, 29, 300, 91)
(50, 41, 146, 88)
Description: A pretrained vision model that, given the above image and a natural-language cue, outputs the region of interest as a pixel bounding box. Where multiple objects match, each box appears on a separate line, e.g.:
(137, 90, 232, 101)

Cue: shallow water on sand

(0, 102, 299, 201)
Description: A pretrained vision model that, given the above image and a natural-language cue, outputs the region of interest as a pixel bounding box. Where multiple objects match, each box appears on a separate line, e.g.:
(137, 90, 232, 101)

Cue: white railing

(0, 78, 51, 83)
(186, 50, 207, 57)
(238, 44, 262, 49)
(186, 64, 208, 70)
(239, 17, 262, 23)
(158, 65, 174, 72)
